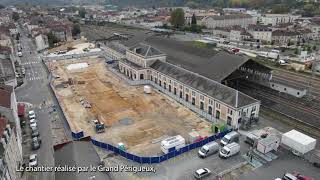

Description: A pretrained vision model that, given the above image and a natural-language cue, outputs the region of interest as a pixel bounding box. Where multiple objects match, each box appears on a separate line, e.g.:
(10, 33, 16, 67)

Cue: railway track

(272, 70, 320, 101)
(272, 76, 320, 98)
(238, 81, 320, 131)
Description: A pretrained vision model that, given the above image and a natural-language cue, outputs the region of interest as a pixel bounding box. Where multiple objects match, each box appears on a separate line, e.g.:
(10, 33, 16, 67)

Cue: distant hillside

(0, 0, 303, 9)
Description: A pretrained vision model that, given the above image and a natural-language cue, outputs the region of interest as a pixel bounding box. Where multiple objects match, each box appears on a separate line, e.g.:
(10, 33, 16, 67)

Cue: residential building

(117, 43, 260, 128)
(48, 24, 72, 42)
(185, 11, 217, 26)
(261, 14, 301, 26)
(35, 34, 49, 52)
(247, 24, 272, 43)
(0, 54, 16, 87)
(0, 31, 12, 47)
(309, 18, 320, 39)
(212, 27, 231, 39)
(0, 116, 23, 180)
(201, 14, 255, 29)
(223, 8, 246, 13)
(272, 30, 301, 45)
(0, 85, 22, 160)
(230, 29, 253, 42)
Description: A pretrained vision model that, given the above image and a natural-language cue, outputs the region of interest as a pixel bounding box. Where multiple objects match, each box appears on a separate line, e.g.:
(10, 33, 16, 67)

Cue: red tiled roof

(0, 85, 12, 109)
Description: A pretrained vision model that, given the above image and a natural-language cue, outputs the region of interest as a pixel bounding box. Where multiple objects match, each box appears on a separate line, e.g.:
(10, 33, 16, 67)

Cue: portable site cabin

(282, 130, 316, 156)
(161, 135, 185, 154)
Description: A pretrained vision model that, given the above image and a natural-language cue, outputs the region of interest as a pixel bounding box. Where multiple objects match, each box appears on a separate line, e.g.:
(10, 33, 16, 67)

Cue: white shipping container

(281, 130, 316, 155)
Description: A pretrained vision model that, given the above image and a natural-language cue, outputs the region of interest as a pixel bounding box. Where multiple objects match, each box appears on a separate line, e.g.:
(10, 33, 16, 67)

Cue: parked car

(198, 141, 219, 158)
(31, 139, 40, 150)
(194, 168, 211, 179)
(18, 51, 22, 57)
(220, 131, 240, 146)
(292, 172, 312, 180)
(29, 119, 37, 124)
(31, 130, 40, 138)
(29, 154, 37, 167)
(282, 173, 298, 180)
(30, 122, 37, 128)
(219, 142, 240, 159)
(31, 126, 38, 132)
(28, 110, 36, 119)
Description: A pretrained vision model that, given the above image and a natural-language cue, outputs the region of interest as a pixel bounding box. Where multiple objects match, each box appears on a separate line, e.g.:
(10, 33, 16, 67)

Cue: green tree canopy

(79, 8, 86, 18)
(272, 4, 290, 14)
(47, 32, 59, 48)
(12, 12, 20, 21)
(72, 24, 81, 37)
(170, 8, 185, 29)
(191, 13, 197, 26)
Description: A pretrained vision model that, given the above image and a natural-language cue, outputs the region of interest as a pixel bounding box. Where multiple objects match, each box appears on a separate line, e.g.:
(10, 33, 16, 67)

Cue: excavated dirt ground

(50, 57, 212, 156)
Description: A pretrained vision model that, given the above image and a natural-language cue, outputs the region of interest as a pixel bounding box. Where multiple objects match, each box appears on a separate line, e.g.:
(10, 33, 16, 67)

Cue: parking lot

(92, 131, 254, 180)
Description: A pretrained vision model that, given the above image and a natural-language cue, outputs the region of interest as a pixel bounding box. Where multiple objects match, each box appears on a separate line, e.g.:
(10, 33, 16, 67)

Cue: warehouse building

(117, 42, 265, 129)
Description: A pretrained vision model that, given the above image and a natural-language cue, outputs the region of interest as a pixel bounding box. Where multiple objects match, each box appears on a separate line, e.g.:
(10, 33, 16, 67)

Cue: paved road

(15, 27, 55, 180)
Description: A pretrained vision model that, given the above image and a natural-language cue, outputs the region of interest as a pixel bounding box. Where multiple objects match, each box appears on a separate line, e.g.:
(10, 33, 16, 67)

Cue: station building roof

(145, 36, 253, 83)
(150, 60, 259, 108)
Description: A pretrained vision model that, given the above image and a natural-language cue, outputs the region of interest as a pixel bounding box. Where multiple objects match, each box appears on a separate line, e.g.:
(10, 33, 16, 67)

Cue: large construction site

(48, 57, 212, 156)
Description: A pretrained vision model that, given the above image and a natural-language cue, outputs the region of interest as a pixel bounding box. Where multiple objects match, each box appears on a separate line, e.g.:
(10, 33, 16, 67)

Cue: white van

(198, 141, 219, 158)
(220, 131, 240, 146)
(18, 51, 22, 57)
(161, 135, 185, 154)
(219, 142, 240, 159)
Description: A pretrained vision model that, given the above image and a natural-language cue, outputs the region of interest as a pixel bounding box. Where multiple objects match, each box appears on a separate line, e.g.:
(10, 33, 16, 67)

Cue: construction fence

(91, 128, 232, 164)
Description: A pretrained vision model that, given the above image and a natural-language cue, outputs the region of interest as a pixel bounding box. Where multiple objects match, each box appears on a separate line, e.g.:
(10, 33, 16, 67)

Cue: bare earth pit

(50, 57, 211, 156)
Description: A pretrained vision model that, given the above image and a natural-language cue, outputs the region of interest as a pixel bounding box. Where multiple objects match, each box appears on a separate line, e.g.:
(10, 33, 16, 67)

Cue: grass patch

(188, 41, 216, 49)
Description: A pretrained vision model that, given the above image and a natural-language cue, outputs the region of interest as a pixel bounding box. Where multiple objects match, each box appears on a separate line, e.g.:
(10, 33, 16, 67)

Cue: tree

(272, 4, 290, 14)
(0, 4, 5, 9)
(47, 32, 59, 48)
(313, 45, 317, 51)
(72, 24, 81, 37)
(170, 8, 185, 29)
(12, 12, 20, 21)
(79, 8, 86, 18)
(190, 14, 199, 32)
(191, 14, 197, 26)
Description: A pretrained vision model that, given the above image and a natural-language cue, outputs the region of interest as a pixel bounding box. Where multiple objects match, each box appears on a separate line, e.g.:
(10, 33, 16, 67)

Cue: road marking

(28, 77, 43, 81)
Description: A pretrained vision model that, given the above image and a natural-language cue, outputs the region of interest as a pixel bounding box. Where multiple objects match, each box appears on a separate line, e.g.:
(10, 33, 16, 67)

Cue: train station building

(113, 37, 273, 129)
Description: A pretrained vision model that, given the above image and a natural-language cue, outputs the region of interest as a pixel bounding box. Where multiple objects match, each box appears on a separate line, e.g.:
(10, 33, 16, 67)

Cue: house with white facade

(247, 24, 272, 43)
(35, 34, 49, 52)
(261, 14, 301, 26)
(202, 14, 255, 29)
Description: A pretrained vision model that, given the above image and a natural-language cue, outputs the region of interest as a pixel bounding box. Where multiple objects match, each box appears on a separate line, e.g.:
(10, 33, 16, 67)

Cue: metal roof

(145, 36, 250, 82)
(129, 43, 165, 58)
(150, 60, 259, 108)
